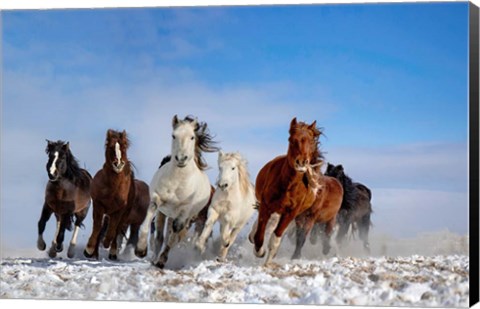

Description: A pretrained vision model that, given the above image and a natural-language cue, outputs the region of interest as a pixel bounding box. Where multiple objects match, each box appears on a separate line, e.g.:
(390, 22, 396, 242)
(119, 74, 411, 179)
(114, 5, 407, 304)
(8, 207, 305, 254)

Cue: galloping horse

(252, 117, 322, 266)
(195, 151, 256, 262)
(324, 163, 372, 253)
(136, 115, 219, 268)
(84, 129, 150, 260)
(37, 140, 92, 258)
(291, 163, 343, 259)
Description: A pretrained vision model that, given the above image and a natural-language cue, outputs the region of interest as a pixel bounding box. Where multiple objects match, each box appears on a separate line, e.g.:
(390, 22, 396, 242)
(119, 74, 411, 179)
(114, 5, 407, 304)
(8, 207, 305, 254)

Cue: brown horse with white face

(251, 117, 323, 266)
(84, 129, 149, 260)
(38, 140, 92, 258)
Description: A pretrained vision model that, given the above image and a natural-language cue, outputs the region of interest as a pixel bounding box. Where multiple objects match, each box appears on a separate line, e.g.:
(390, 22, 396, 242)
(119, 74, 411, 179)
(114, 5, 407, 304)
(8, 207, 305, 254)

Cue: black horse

(37, 140, 92, 258)
(314, 163, 373, 253)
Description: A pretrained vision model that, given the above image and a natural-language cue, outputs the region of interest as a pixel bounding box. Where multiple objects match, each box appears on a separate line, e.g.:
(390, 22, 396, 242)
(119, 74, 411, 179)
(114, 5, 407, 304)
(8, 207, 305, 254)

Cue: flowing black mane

(184, 115, 220, 171)
(325, 163, 357, 212)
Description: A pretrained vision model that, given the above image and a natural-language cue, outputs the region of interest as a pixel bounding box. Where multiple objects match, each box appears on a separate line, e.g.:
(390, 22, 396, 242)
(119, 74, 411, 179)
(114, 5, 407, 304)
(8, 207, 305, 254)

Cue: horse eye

(231, 167, 235, 170)
(172, 135, 176, 140)
(190, 136, 194, 140)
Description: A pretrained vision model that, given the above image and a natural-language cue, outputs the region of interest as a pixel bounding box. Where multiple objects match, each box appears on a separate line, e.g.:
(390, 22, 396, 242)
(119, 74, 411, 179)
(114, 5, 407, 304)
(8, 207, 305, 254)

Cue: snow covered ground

(0, 229, 471, 307)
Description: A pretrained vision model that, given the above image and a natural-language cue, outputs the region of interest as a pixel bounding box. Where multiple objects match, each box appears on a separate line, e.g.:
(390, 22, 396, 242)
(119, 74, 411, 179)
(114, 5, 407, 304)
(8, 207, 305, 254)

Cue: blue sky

(1, 2, 470, 251)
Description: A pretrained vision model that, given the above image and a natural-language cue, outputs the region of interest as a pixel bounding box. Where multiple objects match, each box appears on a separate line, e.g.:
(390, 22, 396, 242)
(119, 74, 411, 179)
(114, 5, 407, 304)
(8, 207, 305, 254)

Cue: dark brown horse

(37, 140, 92, 258)
(291, 163, 343, 259)
(324, 163, 373, 253)
(84, 129, 149, 260)
(252, 117, 322, 266)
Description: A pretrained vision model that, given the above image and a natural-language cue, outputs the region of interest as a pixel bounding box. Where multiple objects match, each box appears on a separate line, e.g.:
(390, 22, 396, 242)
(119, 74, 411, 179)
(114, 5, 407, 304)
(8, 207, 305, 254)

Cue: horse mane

(325, 163, 357, 212)
(221, 152, 252, 196)
(184, 115, 220, 171)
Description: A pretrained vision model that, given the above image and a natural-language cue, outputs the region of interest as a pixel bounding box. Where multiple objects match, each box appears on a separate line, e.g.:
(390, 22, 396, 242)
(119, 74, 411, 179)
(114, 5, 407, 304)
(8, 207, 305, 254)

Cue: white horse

(195, 151, 256, 262)
(135, 115, 218, 268)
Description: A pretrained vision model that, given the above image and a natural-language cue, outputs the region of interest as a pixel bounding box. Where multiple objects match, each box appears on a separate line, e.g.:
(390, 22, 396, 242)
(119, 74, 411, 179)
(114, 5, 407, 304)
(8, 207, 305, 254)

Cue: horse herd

(37, 115, 373, 268)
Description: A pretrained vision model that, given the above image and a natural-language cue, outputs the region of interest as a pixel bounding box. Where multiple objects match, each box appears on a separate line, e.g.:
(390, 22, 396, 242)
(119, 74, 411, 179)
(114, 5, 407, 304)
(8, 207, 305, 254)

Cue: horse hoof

(135, 247, 147, 258)
(108, 254, 118, 261)
(153, 260, 165, 269)
(37, 240, 46, 251)
(291, 253, 301, 260)
(55, 244, 64, 253)
(83, 249, 95, 259)
(67, 246, 76, 258)
(254, 247, 265, 258)
(48, 248, 57, 258)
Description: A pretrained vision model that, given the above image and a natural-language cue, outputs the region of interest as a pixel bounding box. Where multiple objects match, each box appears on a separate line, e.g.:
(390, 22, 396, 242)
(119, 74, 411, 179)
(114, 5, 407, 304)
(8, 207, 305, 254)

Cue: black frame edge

(470, 1, 480, 308)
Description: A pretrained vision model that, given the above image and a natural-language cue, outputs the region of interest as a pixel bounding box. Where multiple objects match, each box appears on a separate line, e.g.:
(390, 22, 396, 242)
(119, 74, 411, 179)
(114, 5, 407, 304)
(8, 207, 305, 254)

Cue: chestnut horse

(84, 129, 150, 260)
(252, 117, 323, 266)
(37, 140, 92, 258)
(291, 163, 343, 259)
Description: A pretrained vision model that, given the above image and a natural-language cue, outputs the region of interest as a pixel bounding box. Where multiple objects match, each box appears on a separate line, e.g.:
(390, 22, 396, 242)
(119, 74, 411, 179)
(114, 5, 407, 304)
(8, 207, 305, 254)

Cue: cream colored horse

(136, 115, 218, 268)
(195, 151, 256, 261)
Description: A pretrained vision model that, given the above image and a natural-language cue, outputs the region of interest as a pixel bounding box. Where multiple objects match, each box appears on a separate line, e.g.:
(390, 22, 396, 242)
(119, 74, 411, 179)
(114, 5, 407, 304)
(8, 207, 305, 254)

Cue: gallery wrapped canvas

(1, 0, 479, 308)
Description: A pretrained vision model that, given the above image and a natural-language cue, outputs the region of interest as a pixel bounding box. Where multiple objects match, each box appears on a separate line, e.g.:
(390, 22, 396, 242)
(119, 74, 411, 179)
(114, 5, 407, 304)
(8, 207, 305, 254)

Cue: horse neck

(170, 158, 200, 176)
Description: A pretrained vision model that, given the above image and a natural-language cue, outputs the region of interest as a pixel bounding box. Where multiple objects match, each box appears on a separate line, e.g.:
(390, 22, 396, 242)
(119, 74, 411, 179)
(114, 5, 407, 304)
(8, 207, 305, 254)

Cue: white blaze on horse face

(49, 152, 59, 176)
(115, 142, 122, 165)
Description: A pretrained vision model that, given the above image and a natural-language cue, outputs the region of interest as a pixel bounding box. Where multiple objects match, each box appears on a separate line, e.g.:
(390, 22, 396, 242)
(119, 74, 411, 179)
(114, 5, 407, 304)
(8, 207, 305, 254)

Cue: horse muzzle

(112, 161, 125, 173)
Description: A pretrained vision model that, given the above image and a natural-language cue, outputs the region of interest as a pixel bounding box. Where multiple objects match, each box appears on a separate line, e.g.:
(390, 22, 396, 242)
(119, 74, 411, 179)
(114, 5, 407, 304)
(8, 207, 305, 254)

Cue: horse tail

(159, 155, 171, 169)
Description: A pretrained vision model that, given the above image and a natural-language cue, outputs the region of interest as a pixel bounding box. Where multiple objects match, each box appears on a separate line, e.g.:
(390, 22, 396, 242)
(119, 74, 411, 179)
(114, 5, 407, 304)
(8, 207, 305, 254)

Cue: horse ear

(46, 139, 52, 145)
(290, 117, 297, 128)
(107, 129, 114, 138)
(192, 118, 199, 130)
(337, 164, 344, 171)
(172, 115, 179, 128)
(63, 142, 70, 151)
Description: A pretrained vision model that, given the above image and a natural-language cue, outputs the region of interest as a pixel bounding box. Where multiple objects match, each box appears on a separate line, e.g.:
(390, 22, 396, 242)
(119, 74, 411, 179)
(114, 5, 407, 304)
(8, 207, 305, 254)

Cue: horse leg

(336, 213, 350, 246)
(106, 212, 128, 260)
(292, 217, 315, 260)
(68, 207, 88, 258)
(216, 221, 232, 262)
(309, 222, 322, 245)
(218, 226, 241, 262)
(321, 218, 336, 255)
(195, 207, 219, 254)
(248, 217, 258, 244)
(253, 204, 273, 258)
(358, 212, 371, 253)
(265, 213, 294, 266)
(37, 202, 53, 251)
(48, 217, 61, 258)
(154, 217, 180, 269)
(151, 212, 166, 258)
(136, 198, 159, 258)
(84, 204, 104, 259)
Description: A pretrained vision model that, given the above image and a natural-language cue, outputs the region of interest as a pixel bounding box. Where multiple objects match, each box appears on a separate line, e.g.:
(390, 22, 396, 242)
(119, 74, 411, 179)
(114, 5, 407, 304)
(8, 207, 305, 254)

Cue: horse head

(171, 115, 219, 170)
(287, 117, 322, 173)
(105, 129, 130, 173)
(216, 151, 249, 192)
(45, 140, 70, 182)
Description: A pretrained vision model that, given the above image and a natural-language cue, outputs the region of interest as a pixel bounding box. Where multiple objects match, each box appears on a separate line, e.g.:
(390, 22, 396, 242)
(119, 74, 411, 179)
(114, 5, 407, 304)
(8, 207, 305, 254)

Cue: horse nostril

(175, 155, 179, 161)
(295, 159, 300, 165)
(304, 159, 309, 165)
